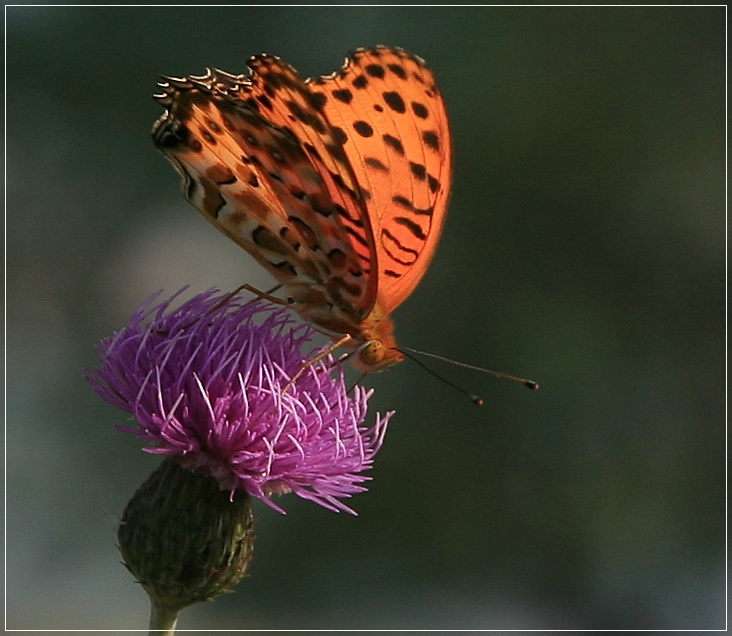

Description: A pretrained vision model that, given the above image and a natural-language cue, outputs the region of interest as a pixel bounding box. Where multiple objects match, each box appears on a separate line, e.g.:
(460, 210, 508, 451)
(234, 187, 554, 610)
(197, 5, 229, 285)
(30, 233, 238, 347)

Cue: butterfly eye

(356, 340, 386, 368)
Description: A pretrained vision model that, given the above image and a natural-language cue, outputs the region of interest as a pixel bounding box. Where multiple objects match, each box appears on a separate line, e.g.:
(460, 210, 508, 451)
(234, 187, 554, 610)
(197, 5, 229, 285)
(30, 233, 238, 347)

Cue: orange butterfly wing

(308, 47, 452, 314)
(152, 47, 451, 371)
(213, 54, 380, 312)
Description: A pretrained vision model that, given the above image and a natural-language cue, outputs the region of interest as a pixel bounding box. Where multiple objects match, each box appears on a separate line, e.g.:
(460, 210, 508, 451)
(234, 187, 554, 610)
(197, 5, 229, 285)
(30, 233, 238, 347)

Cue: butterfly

(152, 46, 451, 372)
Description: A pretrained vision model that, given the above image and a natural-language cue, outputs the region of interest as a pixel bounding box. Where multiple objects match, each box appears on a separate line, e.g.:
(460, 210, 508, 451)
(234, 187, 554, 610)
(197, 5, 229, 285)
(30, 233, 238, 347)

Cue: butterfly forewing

(307, 47, 452, 314)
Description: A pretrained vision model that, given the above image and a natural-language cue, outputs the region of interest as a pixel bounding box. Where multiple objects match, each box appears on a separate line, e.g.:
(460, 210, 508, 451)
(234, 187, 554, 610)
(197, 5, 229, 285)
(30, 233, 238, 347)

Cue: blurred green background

(6, 5, 725, 631)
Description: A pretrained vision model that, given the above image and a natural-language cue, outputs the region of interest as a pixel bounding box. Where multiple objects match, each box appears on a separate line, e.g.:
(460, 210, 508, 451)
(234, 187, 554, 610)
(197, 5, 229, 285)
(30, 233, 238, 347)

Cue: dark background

(6, 6, 725, 631)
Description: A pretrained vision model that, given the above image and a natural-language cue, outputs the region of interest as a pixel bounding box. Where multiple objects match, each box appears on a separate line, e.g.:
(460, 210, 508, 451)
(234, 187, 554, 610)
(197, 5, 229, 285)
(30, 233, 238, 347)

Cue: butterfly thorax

(284, 283, 404, 372)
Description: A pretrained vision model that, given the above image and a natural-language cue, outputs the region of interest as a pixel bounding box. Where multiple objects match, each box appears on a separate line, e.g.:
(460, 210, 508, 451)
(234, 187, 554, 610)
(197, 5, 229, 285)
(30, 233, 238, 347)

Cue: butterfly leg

(193, 282, 284, 318)
(238, 283, 285, 305)
(282, 333, 353, 396)
(154, 283, 285, 335)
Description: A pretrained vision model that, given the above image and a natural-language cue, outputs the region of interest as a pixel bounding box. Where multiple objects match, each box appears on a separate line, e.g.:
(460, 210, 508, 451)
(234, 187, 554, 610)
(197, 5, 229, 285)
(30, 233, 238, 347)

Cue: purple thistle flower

(87, 289, 392, 514)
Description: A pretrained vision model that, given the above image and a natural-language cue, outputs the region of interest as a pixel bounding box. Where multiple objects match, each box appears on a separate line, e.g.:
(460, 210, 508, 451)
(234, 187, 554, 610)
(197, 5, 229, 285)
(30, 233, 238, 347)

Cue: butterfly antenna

(402, 346, 540, 391)
(398, 349, 485, 406)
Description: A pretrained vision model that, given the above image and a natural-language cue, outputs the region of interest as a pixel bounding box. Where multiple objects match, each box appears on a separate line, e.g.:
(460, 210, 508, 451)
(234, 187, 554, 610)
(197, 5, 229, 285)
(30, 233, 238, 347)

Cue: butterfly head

(353, 339, 405, 373)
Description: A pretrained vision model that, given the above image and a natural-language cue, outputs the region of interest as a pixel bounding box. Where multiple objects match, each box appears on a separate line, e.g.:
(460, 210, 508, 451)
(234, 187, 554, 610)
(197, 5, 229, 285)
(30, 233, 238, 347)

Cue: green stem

(148, 599, 179, 635)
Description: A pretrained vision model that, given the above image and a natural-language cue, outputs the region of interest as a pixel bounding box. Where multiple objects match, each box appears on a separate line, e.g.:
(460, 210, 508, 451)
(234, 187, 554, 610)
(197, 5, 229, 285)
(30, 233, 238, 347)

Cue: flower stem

(148, 599, 179, 635)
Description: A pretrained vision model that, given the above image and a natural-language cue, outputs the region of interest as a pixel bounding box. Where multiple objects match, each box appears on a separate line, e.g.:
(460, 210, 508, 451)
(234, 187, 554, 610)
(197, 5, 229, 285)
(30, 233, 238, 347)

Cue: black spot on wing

(365, 64, 385, 79)
(332, 89, 353, 104)
(387, 63, 407, 79)
(422, 130, 439, 151)
(383, 134, 404, 156)
(412, 101, 428, 119)
(383, 91, 406, 114)
(365, 157, 388, 171)
(353, 121, 373, 137)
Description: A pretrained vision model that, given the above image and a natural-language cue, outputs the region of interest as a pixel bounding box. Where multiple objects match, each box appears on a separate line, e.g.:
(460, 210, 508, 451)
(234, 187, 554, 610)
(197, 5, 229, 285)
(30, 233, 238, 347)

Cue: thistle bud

(118, 458, 254, 613)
